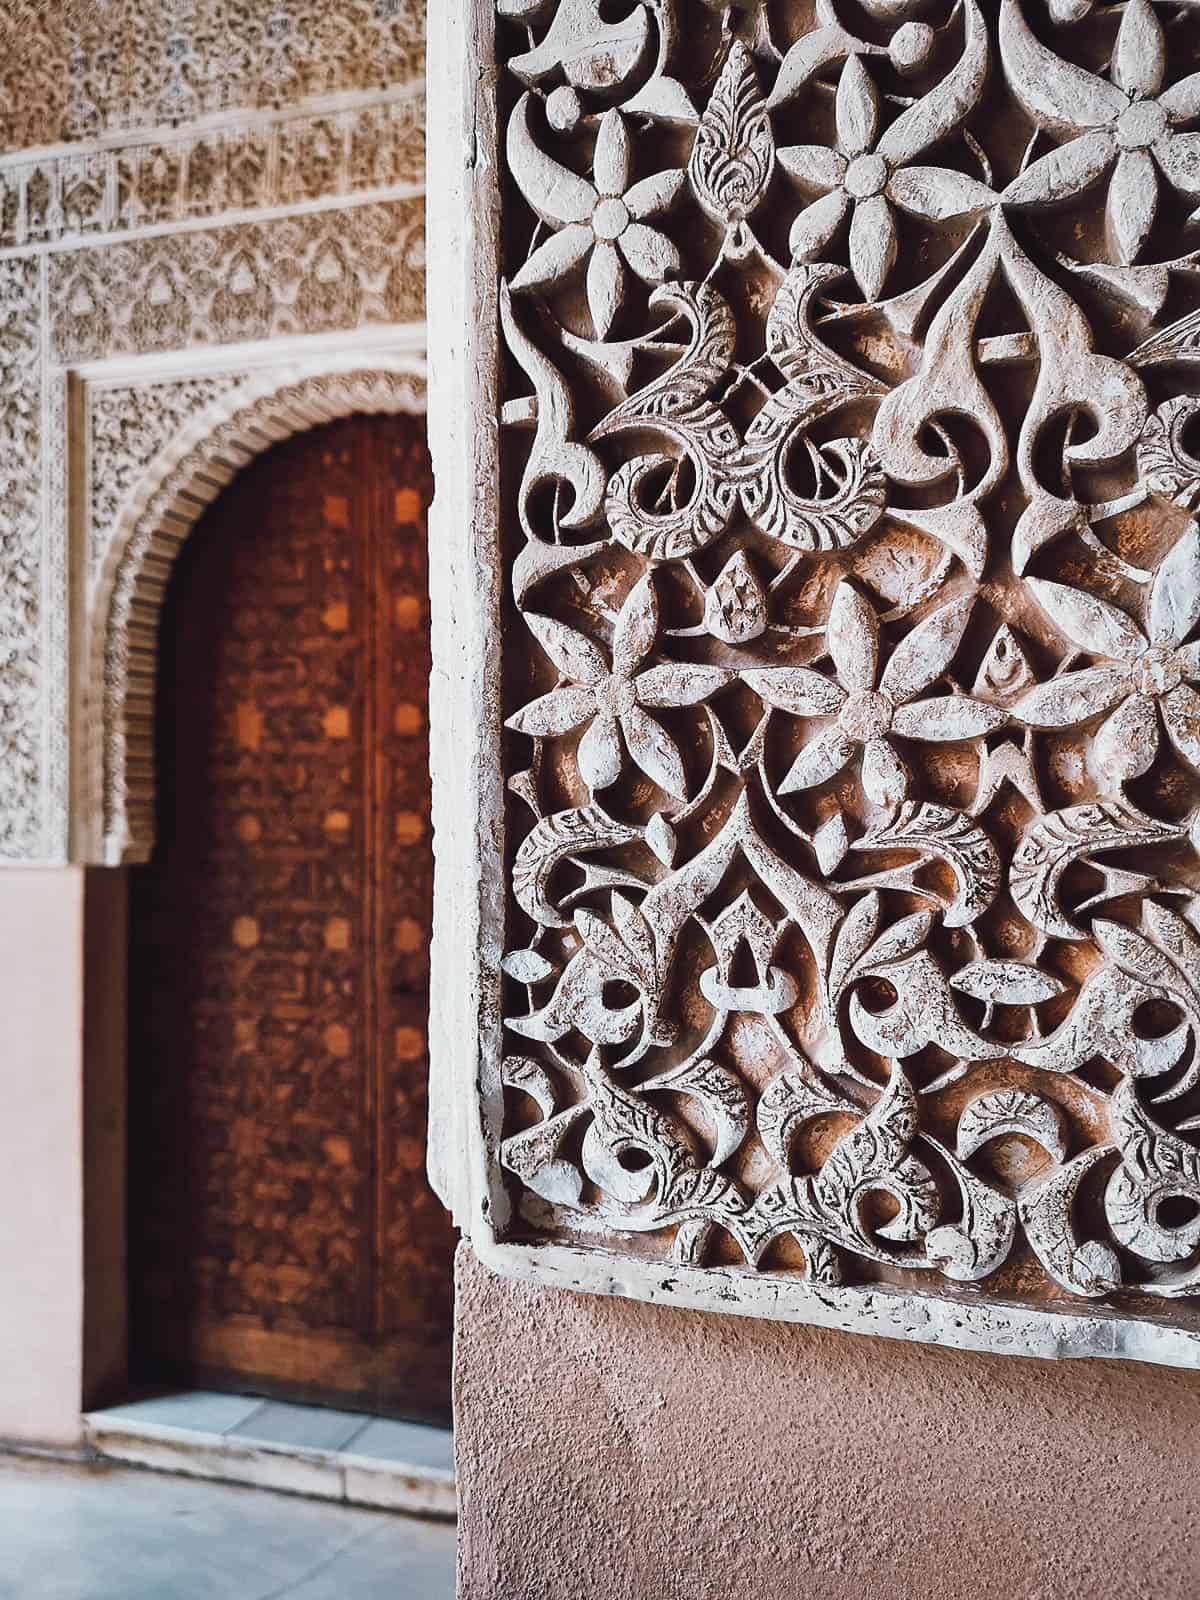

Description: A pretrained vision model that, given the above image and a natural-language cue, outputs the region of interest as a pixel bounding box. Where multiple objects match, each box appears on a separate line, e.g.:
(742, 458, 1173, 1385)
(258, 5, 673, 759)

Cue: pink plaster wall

(0, 869, 86, 1447)
(454, 1243, 1200, 1600)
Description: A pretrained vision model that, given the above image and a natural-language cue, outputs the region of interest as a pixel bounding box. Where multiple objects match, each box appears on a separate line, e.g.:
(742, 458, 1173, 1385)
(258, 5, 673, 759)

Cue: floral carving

(480, 0, 1200, 1352)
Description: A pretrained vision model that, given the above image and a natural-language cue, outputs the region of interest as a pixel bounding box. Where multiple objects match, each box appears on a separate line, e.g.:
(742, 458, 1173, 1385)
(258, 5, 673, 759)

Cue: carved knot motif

(493, 0, 1200, 1316)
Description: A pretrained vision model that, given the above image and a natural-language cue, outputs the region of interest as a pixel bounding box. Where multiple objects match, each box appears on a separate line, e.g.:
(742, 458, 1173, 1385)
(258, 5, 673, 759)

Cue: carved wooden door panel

(127, 413, 456, 1424)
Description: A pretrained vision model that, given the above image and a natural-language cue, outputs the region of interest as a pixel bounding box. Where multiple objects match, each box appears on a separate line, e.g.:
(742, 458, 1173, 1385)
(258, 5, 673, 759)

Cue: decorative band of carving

(87, 360, 428, 866)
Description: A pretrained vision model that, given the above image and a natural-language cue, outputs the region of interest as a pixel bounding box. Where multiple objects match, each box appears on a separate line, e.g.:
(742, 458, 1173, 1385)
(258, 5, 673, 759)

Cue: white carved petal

(776, 144, 846, 193)
(742, 668, 846, 717)
(997, 0, 1126, 135)
(778, 726, 857, 794)
(506, 686, 598, 737)
(789, 189, 851, 262)
(875, 0, 990, 164)
(1112, 0, 1165, 98)
(525, 613, 610, 686)
(848, 195, 897, 302)
(613, 569, 659, 678)
(509, 223, 594, 293)
(1092, 692, 1160, 783)
(1012, 665, 1132, 727)
(620, 705, 688, 799)
(861, 737, 910, 806)
(624, 169, 686, 221)
(1155, 132, 1200, 198)
(618, 223, 681, 286)
(593, 108, 631, 197)
(577, 712, 624, 790)
(1027, 578, 1147, 660)
(586, 241, 625, 338)
(1150, 521, 1200, 646)
(891, 696, 1009, 741)
(1001, 129, 1116, 208)
(885, 166, 996, 222)
(507, 93, 599, 225)
(835, 55, 880, 158)
(880, 595, 975, 704)
(634, 663, 730, 707)
(1107, 148, 1158, 265)
(1160, 74, 1200, 124)
(1161, 683, 1200, 771)
(1178, 641, 1200, 681)
(826, 582, 880, 693)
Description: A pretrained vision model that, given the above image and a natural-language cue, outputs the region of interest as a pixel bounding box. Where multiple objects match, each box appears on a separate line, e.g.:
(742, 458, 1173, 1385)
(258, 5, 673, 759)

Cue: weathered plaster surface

(454, 1242, 1200, 1600)
(432, 0, 1200, 1362)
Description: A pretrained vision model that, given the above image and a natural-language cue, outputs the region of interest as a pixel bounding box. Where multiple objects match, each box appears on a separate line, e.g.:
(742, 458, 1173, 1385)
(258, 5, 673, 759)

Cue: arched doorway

(126, 413, 456, 1426)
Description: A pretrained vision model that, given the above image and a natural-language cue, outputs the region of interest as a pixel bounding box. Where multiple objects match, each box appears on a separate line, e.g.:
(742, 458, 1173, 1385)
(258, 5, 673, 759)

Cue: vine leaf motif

(512, 805, 642, 928)
(956, 1089, 1068, 1166)
(1019, 1148, 1122, 1299)
(924, 1140, 1017, 1283)
(1092, 905, 1200, 1084)
(688, 41, 775, 233)
(507, 0, 654, 92)
(499, 282, 607, 544)
(500, 1057, 589, 1206)
(1009, 802, 1186, 941)
(808, 1065, 939, 1254)
(590, 281, 743, 559)
(852, 803, 1001, 928)
(1106, 1079, 1200, 1267)
(641, 1056, 751, 1168)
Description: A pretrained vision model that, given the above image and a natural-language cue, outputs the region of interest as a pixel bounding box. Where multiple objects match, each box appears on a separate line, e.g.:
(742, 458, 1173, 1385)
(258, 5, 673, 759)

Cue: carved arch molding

(0, 0, 429, 865)
(429, 0, 1200, 1365)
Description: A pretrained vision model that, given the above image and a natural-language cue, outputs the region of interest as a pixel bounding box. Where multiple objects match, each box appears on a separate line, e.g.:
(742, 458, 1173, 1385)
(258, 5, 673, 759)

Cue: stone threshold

(83, 1392, 456, 1521)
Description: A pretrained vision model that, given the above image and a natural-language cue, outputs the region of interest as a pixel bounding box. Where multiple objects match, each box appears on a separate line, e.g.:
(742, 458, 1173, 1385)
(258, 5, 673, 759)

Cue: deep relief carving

(90, 364, 428, 866)
(0, 258, 42, 859)
(50, 198, 426, 362)
(485, 0, 1200, 1348)
(0, 0, 426, 154)
(0, 91, 425, 249)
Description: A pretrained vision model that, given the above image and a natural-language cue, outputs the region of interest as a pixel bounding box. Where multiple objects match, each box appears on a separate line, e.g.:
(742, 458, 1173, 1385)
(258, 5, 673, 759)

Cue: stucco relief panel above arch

(429, 0, 1200, 1364)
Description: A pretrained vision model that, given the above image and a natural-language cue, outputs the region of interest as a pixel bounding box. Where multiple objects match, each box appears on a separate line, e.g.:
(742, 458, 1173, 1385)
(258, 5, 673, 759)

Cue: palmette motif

(493, 0, 1200, 1316)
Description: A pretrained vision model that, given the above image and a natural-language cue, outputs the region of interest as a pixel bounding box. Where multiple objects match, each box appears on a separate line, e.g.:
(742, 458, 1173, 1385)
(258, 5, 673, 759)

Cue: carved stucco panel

(0, 0, 426, 155)
(0, 257, 43, 859)
(48, 196, 426, 364)
(429, 0, 1200, 1363)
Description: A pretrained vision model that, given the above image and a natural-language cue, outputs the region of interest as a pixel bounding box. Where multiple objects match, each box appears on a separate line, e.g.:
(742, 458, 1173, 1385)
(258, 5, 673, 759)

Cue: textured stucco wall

(0, 870, 86, 1447)
(455, 1244, 1200, 1600)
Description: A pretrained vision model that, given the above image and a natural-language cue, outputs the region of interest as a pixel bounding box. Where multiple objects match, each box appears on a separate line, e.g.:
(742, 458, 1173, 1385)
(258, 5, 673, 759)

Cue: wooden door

(127, 413, 456, 1424)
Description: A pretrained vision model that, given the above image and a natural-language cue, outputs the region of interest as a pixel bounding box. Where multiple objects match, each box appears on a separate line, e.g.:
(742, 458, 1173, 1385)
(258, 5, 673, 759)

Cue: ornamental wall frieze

(49, 195, 426, 362)
(430, 0, 1200, 1364)
(0, 0, 426, 156)
(0, 88, 425, 253)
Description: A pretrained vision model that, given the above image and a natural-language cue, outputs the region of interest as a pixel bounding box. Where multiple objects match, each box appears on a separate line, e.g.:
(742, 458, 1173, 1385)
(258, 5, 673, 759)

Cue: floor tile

(344, 1417, 454, 1472)
(229, 1400, 369, 1452)
(89, 1390, 262, 1435)
(0, 1455, 455, 1600)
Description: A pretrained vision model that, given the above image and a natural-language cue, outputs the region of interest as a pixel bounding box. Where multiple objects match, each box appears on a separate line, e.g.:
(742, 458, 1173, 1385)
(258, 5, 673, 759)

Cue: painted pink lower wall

(454, 1243, 1200, 1599)
(0, 869, 86, 1447)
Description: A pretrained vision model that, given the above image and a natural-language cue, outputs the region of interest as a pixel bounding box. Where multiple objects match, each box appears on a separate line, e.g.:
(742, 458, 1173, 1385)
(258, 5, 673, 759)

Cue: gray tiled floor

(94, 1392, 455, 1474)
(0, 1455, 455, 1600)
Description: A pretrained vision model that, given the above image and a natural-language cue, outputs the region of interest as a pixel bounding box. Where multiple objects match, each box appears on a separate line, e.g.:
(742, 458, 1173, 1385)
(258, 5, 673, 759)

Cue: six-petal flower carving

(778, 10, 992, 300)
(508, 100, 685, 337)
(1001, 0, 1200, 264)
(747, 584, 1007, 805)
(507, 573, 730, 799)
(1013, 526, 1200, 785)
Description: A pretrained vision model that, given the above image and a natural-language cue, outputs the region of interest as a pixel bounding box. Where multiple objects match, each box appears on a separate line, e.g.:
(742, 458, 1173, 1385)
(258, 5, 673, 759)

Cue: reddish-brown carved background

(128, 413, 455, 1424)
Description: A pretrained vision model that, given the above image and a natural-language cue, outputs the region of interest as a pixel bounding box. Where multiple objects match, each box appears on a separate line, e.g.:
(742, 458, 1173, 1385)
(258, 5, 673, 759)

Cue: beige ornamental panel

(427, 0, 1200, 1364)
